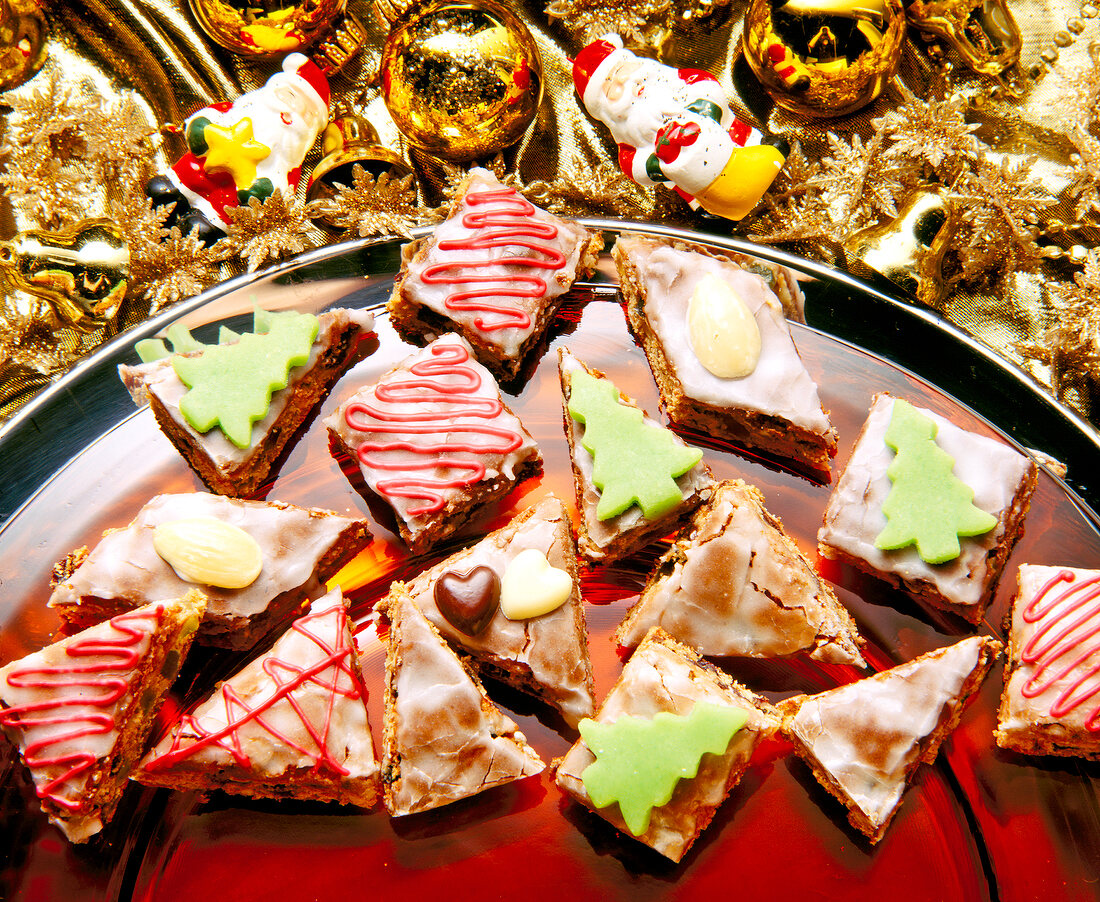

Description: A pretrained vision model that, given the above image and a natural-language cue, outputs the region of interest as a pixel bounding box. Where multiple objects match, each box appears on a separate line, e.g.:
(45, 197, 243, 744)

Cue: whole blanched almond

(687, 273, 761, 378)
(152, 517, 263, 589)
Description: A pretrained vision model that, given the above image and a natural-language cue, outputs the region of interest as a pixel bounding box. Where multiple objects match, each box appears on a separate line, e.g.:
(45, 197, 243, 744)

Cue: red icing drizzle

(1020, 568, 1100, 730)
(420, 186, 566, 333)
(144, 602, 364, 774)
(343, 341, 524, 517)
(0, 606, 163, 812)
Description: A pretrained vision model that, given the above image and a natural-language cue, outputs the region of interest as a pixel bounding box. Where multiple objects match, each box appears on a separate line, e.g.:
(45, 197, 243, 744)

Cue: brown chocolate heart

(434, 565, 500, 636)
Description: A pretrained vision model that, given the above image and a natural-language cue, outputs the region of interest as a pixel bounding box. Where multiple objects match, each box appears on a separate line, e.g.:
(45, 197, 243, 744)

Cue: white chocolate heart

(686, 273, 762, 378)
(500, 548, 573, 620)
(153, 517, 263, 589)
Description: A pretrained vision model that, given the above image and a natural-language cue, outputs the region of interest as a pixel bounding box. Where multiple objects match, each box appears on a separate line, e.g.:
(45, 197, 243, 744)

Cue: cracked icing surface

(119, 308, 373, 468)
(559, 349, 712, 558)
(617, 237, 830, 436)
(555, 631, 777, 861)
(785, 637, 985, 832)
(138, 589, 379, 804)
(403, 495, 595, 727)
(401, 168, 593, 357)
(49, 493, 366, 624)
(382, 587, 544, 817)
(617, 480, 865, 666)
(819, 393, 1033, 609)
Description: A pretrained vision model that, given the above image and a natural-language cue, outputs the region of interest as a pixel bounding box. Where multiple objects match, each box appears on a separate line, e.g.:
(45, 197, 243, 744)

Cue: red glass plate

(2, 226, 1099, 901)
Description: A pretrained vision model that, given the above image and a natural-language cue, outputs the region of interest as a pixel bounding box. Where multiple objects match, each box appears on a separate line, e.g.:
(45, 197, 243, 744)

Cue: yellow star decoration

(201, 118, 270, 189)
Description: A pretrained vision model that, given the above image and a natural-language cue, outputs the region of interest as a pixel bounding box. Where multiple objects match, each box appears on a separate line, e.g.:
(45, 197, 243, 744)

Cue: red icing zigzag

(421, 186, 565, 333)
(344, 341, 524, 516)
(1021, 569, 1100, 730)
(0, 606, 164, 812)
(144, 602, 363, 775)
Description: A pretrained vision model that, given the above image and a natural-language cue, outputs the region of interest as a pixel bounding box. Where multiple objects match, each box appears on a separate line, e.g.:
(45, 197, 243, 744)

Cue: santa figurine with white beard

(572, 35, 787, 221)
(146, 53, 330, 245)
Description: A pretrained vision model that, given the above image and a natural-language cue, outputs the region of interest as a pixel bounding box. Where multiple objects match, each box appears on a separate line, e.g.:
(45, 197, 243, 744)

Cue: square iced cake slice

(819, 392, 1037, 623)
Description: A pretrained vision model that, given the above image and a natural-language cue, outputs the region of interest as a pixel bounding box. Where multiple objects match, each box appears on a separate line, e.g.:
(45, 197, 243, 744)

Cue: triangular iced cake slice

(377, 583, 545, 816)
(0, 592, 206, 843)
(559, 347, 714, 562)
(615, 479, 865, 667)
(614, 235, 836, 475)
(402, 494, 595, 727)
(135, 587, 380, 809)
(48, 492, 372, 650)
(778, 635, 1001, 843)
(554, 627, 780, 862)
(120, 307, 374, 496)
(387, 166, 603, 382)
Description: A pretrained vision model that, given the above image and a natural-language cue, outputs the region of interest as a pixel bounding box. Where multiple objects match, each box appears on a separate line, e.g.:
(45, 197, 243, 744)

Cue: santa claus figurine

(146, 53, 330, 244)
(572, 35, 787, 221)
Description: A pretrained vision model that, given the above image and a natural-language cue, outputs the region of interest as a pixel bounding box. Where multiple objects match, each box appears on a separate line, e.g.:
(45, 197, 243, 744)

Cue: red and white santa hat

(572, 34, 630, 110)
(280, 52, 330, 114)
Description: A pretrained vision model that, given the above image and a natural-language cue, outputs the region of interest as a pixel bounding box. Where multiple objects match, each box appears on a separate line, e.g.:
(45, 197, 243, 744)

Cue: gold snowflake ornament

(223, 191, 317, 273)
(305, 165, 419, 239)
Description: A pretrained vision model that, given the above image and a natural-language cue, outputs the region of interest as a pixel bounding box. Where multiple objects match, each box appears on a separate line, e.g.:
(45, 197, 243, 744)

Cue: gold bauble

(307, 105, 416, 229)
(186, 0, 365, 74)
(905, 0, 1021, 77)
(0, 219, 130, 332)
(743, 0, 907, 118)
(379, 0, 543, 162)
(844, 187, 959, 306)
(0, 0, 46, 91)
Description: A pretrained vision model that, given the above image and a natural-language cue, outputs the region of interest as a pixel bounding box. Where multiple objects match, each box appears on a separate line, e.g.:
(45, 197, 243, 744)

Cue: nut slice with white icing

(778, 635, 1001, 844)
(616, 479, 865, 667)
(48, 492, 372, 650)
(615, 235, 836, 473)
(402, 494, 595, 727)
(135, 587, 380, 808)
(379, 583, 545, 817)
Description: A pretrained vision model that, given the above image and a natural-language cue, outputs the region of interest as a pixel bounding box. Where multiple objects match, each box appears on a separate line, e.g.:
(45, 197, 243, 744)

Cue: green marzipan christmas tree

(579, 703, 749, 836)
(164, 308, 319, 448)
(567, 370, 703, 521)
(874, 398, 997, 564)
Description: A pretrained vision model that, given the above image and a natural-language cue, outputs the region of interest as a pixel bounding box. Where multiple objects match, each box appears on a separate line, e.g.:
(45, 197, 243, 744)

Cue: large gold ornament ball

(380, 0, 544, 162)
(743, 0, 906, 118)
(186, 0, 346, 55)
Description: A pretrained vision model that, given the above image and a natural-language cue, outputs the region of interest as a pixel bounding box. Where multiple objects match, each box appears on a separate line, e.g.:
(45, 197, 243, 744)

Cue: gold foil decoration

(185, 0, 366, 75)
(844, 187, 959, 307)
(0, 220, 130, 332)
(905, 0, 1022, 77)
(378, 0, 544, 162)
(307, 105, 414, 228)
(0, 0, 46, 90)
(743, 0, 908, 117)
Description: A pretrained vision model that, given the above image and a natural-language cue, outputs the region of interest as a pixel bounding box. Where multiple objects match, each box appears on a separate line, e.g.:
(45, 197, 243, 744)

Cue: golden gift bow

(1, 0, 1098, 427)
